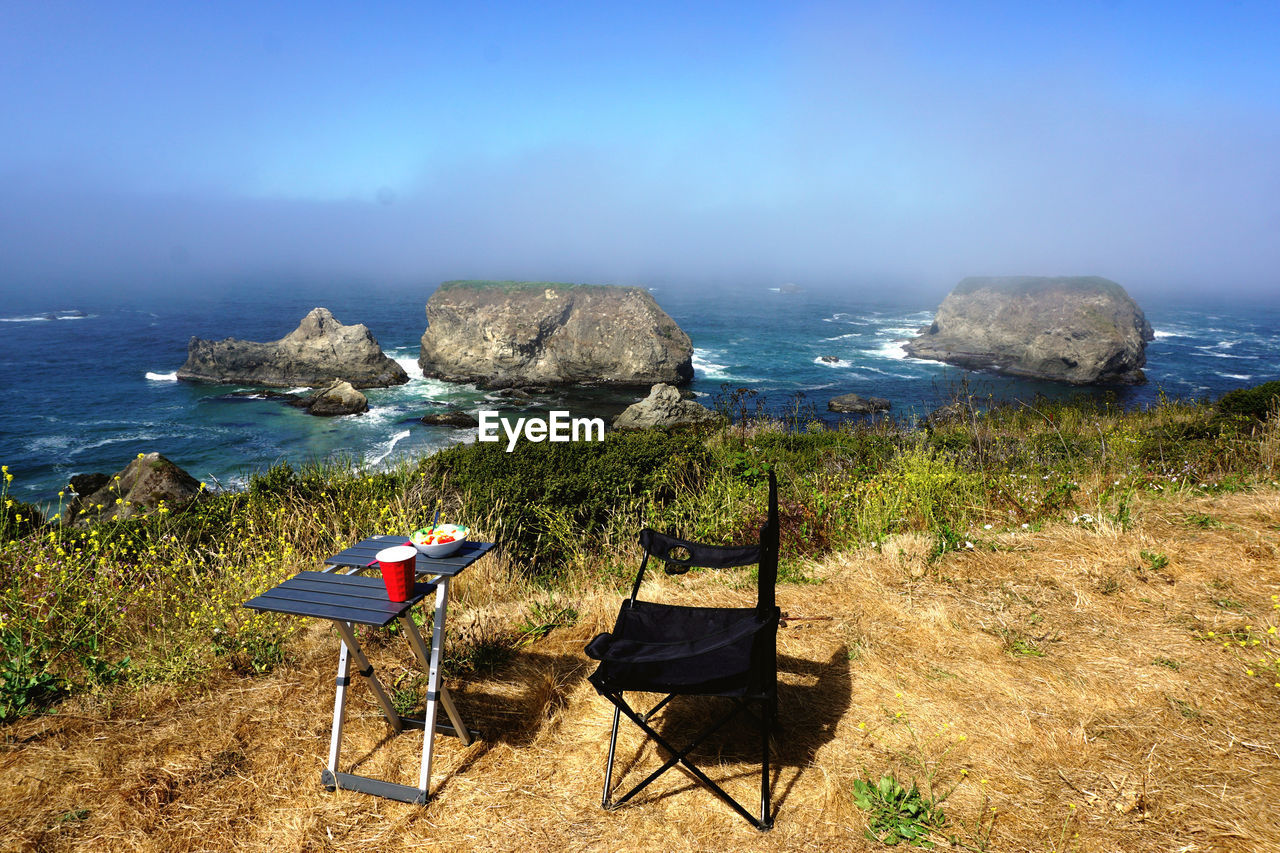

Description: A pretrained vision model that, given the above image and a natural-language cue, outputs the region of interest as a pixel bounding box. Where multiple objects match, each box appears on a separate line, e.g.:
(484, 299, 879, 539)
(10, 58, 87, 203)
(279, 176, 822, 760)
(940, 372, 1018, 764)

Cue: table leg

(417, 578, 453, 797)
(399, 611, 474, 747)
(325, 635, 352, 783)
(332, 620, 403, 733)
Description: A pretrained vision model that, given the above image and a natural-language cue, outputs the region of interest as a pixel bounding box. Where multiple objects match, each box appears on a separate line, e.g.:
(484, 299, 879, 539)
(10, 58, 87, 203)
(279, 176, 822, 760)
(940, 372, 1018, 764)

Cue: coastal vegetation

(2, 384, 1279, 849)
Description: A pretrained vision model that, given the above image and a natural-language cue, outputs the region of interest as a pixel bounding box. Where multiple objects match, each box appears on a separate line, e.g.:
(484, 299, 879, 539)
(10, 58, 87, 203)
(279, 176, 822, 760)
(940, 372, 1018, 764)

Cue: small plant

(519, 600, 579, 644)
(1047, 803, 1081, 852)
(1140, 550, 1169, 571)
(853, 773, 947, 847)
(1106, 487, 1134, 529)
(994, 625, 1048, 657)
(391, 672, 428, 716)
(1181, 512, 1220, 529)
(1008, 638, 1045, 657)
(210, 625, 287, 676)
(930, 523, 965, 562)
(0, 628, 63, 720)
(1152, 657, 1181, 670)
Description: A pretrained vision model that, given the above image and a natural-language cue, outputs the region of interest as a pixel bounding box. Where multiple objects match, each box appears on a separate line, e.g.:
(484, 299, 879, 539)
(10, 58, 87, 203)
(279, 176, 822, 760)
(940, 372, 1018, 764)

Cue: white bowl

(411, 524, 468, 558)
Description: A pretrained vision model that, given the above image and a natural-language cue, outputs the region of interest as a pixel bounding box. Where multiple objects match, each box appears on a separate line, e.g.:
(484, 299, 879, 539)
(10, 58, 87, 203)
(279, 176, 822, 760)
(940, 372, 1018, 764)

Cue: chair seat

(588, 600, 771, 697)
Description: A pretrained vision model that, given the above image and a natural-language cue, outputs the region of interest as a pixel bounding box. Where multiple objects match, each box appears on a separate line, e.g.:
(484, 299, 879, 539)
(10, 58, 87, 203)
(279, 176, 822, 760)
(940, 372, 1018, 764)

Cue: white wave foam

(145, 371, 178, 381)
(349, 405, 403, 430)
(1192, 347, 1257, 360)
(814, 356, 852, 368)
(768, 287, 781, 292)
(67, 433, 166, 456)
(394, 355, 424, 380)
(821, 332, 861, 342)
(1219, 373, 1253, 381)
(867, 340, 910, 361)
(29, 434, 72, 453)
(1152, 329, 1185, 339)
(0, 311, 93, 322)
(693, 348, 731, 380)
(863, 366, 919, 379)
(368, 429, 412, 467)
(413, 377, 476, 397)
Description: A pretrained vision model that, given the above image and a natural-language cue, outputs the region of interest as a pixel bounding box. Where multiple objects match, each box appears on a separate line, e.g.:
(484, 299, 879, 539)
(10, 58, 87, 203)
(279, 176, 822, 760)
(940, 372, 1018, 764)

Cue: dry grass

(3, 487, 1279, 852)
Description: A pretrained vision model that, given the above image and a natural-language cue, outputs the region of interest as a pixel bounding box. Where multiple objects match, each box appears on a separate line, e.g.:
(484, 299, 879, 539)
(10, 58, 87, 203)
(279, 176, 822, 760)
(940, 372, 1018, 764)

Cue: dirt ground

(3, 488, 1279, 852)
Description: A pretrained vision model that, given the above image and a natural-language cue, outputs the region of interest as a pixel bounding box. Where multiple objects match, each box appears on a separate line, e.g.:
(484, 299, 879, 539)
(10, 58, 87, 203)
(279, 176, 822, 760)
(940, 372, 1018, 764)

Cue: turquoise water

(2, 282, 1277, 503)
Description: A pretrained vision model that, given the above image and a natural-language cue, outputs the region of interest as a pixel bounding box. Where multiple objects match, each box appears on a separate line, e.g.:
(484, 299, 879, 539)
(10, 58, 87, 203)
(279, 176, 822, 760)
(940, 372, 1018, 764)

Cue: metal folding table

(243, 534, 494, 804)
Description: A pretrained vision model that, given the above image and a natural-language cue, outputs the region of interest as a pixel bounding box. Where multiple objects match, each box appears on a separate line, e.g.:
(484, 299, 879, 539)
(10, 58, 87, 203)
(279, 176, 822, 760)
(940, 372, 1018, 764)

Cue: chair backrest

(630, 471, 780, 613)
(756, 470, 779, 615)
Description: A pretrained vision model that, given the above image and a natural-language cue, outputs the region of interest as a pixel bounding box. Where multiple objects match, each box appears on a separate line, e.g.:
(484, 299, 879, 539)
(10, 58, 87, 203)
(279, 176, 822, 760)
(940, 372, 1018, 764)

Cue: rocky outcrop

(924, 402, 969, 427)
(613, 384, 720, 429)
(178, 308, 408, 388)
(904, 277, 1154, 385)
(418, 281, 693, 388)
(76, 453, 202, 522)
(287, 380, 368, 416)
(421, 410, 479, 427)
(828, 393, 891, 414)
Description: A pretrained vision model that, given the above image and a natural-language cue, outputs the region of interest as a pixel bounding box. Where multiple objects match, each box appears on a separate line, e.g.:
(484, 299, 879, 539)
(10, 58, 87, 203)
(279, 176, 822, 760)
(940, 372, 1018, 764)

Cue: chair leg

(641, 693, 675, 722)
(604, 692, 767, 829)
(760, 697, 773, 830)
(602, 704, 621, 809)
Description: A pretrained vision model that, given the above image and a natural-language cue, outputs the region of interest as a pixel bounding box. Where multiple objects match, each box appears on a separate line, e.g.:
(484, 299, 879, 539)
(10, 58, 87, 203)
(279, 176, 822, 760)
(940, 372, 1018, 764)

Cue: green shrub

(1217, 380, 1280, 420)
(423, 429, 711, 572)
(1, 498, 45, 541)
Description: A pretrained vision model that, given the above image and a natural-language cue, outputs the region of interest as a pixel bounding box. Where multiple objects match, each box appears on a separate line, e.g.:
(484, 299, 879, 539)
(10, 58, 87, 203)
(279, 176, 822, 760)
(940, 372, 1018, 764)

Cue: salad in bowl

(411, 523, 469, 558)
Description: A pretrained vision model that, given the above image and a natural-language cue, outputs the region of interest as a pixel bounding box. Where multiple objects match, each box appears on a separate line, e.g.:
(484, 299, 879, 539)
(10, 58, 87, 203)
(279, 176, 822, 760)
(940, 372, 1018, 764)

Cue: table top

(241, 535, 495, 626)
(325, 535, 495, 579)
(243, 570, 431, 626)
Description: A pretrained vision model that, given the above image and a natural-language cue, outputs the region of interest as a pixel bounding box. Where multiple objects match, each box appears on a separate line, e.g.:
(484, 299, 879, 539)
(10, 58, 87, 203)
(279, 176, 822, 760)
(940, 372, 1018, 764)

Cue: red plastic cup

(376, 544, 417, 602)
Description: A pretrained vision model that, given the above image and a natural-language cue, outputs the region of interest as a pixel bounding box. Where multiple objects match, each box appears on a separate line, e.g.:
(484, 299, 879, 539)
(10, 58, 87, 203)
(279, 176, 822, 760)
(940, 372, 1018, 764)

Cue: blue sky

(1, 1, 1277, 297)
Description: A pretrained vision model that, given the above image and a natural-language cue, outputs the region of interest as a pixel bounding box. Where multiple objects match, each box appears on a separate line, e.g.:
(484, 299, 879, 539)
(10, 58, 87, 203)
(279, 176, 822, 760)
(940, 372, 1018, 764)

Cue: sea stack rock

(418, 281, 694, 388)
(904, 277, 1154, 384)
(177, 308, 408, 388)
(828, 393, 891, 414)
(613, 384, 720, 429)
(292, 380, 369, 416)
(76, 453, 202, 522)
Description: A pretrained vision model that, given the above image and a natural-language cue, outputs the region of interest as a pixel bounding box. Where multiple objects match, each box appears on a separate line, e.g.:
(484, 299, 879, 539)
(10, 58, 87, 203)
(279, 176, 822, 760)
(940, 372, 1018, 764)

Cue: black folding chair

(585, 471, 780, 831)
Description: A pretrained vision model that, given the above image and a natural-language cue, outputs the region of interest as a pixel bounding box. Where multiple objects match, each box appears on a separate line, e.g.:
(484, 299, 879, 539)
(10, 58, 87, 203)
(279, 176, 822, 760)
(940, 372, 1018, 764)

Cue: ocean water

(2, 283, 1277, 504)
